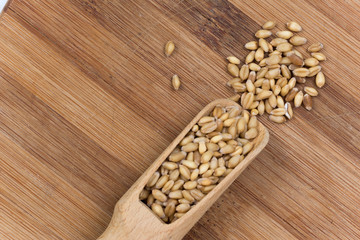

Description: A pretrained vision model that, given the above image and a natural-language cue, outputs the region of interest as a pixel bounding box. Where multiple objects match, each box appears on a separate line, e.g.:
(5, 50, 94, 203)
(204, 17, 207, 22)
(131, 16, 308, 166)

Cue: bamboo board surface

(0, 0, 359, 239)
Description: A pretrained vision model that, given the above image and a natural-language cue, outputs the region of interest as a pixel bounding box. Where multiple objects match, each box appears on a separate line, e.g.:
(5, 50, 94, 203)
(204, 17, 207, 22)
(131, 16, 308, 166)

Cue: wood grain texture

(0, 0, 359, 239)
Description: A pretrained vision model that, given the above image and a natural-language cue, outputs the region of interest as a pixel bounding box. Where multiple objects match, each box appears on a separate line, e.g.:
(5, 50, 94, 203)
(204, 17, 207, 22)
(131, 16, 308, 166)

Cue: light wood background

(0, 0, 359, 239)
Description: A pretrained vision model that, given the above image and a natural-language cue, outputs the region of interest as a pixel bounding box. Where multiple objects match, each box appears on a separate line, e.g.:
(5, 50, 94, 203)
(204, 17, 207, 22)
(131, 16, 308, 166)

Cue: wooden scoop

(98, 99, 269, 240)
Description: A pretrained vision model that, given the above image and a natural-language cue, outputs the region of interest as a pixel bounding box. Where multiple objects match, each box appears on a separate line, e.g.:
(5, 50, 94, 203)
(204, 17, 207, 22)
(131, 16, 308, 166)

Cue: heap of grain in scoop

(226, 21, 327, 123)
(140, 105, 259, 223)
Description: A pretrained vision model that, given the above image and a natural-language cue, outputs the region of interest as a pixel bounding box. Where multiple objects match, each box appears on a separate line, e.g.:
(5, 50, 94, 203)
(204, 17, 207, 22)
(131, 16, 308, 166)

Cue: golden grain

(276, 77, 288, 87)
(269, 115, 286, 123)
(308, 42, 323, 52)
(304, 57, 319, 67)
(244, 128, 258, 139)
(183, 181, 197, 190)
(267, 64, 281, 69)
(152, 189, 167, 202)
(147, 194, 155, 207)
(249, 62, 261, 71)
(213, 107, 223, 118)
(227, 155, 241, 168)
(279, 57, 292, 65)
(220, 112, 230, 121)
(288, 52, 303, 66)
(268, 94, 277, 108)
(285, 87, 299, 102)
(239, 100, 251, 115)
(179, 165, 191, 180)
(232, 82, 247, 93)
(201, 150, 214, 163)
(304, 87, 319, 96)
(228, 63, 240, 77)
(288, 64, 300, 71)
(248, 71, 256, 82)
(182, 160, 198, 169)
(276, 96, 285, 108)
(255, 48, 265, 62)
(293, 68, 309, 77)
(259, 58, 267, 67)
(242, 92, 255, 109)
(192, 125, 199, 133)
(239, 64, 250, 81)
(246, 79, 256, 93)
(169, 190, 183, 199)
(280, 84, 290, 97)
(140, 189, 150, 200)
(210, 157, 218, 170)
(276, 30, 294, 39)
(262, 79, 271, 90)
(147, 172, 160, 187)
(180, 135, 195, 146)
(228, 94, 241, 102)
(230, 146, 243, 156)
(295, 76, 306, 84)
(249, 101, 259, 110)
(227, 56, 241, 64)
(164, 202, 176, 217)
(162, 180, 175, 193)
(281, 64, 291, 79)
(255, 90, 273, 100)
(197, 178, 212, 186)
(265, 68, 281, 79)
(255, 29, 272, 38)
(165, 41, 175, 57)
(294, 90, 304, 108)
(257, 68, 268, 79)
(169, 169, 180, 181)
(270, 38, 288, 47)
(289, 36, 307, 46)
(262, 21, 276, 29)
(288, 77, 297, 89)
(152, 203, 165, 218)
(266, 54, 282, 65)
(245, 41, 258, 50)
(265, 99, 273, 114)
(245, 51, 256, 64)
(190, 189, 205, 201)
(172, 74, 181, 90)
(277, 42, 293, 52)
(200, 122, 218, 134)
(270, 107, 286, 116)
(315, 72, 325, 88)
(259, 38, 270, 52)
(163, 162, 178, 171)
(202, 169, 214, 178)
(284, 102, 293, 119)
(272, 84, 281, 96)
(214, 166, 226, 177)
(242, 142, 254, 155)
(235, 117, 246, 134)
(286, 21, 302, 32)
(303, 94, 313, 110)
(311, 52, 327, 61)
(181, 142, 199, 152)
(308, 65, 322, 77)
(220, 144, 235, 154)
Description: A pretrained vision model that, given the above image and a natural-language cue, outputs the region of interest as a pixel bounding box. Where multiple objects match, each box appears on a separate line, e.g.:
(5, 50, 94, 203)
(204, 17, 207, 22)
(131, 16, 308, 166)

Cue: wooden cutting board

(0, 0, 359, 239)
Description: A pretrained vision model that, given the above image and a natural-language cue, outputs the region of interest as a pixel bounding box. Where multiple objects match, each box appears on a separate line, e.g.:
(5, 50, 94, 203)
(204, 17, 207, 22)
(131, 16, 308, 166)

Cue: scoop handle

(98, 192, 168, 240)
